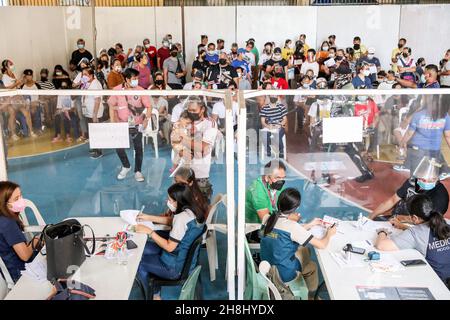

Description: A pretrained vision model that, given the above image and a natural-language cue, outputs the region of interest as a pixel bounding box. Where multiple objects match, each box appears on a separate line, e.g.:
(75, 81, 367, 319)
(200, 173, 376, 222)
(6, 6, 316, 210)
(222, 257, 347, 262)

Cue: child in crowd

(170, 111, 192, 172)
(52, 81, 80, 143)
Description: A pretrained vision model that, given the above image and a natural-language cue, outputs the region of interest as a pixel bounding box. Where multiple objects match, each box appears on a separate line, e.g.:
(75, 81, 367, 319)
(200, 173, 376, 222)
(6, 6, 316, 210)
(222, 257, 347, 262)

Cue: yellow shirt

(282, 47, 294, 61)
(303, 43, 310, 54)
(353, 44, 367, 60)
(391, 47, 402, 73)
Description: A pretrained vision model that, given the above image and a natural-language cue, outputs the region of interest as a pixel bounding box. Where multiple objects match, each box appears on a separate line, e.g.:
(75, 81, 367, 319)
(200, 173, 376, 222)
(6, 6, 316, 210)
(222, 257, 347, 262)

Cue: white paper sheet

(119, 210, 166, 231)
(88, 123, 130, 149)
(322, 117, 363, 144)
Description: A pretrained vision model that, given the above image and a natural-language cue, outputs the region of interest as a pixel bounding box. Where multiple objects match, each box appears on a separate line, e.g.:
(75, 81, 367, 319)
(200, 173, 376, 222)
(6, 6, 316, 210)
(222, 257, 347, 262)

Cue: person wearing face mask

(235, 67, 251, 90)
(232, 48, 251, 83)
(357, 47, 380, 84)
(245, 160, 287, 225)
(108, 68, 151, 182)
(192, 48, 210, 75)
(377, 70, 397, 90)
(396, 47, 416, 83)
(229, 43, 239, 62)
(206, 52, 239, 90)
(263, 47, 289, 83)
(439, 49, 450, 88)
(316, 41, 330, 66)
(282, 39, 294, 61)
(157, 38, 171, 71)
(205, 42, 218, 64)
(300, 49, 319, 78)
(134, 53, 152, 89)
(328, 35, 337, 49)
(260, 94, 288, 158)
(352, 36, 367, 61)
(298, 34, 310, 53)
(270, 65, 289, 90)
(371, 156, 449, 227)
(0, 181, 42, 283)
(21, 69, 43, 135)
(163, 45, 186, 90)
(375, 193, 450, 287)
(321, 47, 338, 80)
(148, 72, 171, 144)
(71, 38, 93, 70)
(51, 65, 71, 89)
(143, 38, 157, 72)
(391, 38, 407, 73)
(352, 63, 373, 89)
(260, 187, 337, 300)
(415, 57, 426, 79)
(134, 183, 206, 300)
(107, 59, 125, 89)
(173, 167, 209, 218)
(36, 68, 56, 126)
(80, 68, 104, 159)
(396, 64, 440, 89)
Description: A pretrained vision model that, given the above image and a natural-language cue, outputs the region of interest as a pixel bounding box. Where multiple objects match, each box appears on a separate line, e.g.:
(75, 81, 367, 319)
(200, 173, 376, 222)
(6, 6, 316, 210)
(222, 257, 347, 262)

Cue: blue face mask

(417, 180, 436, 191)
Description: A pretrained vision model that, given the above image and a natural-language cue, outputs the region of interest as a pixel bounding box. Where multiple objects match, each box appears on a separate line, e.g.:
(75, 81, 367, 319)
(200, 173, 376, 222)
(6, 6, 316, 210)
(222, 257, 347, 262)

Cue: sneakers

(134, 171, 145, 182)
(439, 172, 450, 181)
(117, 167, 131, 180)
(11, 134, 20, 141)
(355, 171, 374, 183)
(393, 165, 410, 172)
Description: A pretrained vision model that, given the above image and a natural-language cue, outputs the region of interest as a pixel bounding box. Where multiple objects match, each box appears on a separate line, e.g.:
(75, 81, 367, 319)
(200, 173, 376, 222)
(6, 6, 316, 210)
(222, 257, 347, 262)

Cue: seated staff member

(0, 181, 41, 282)
(174, 166, 209, 219)
(245, 160, 287, 224)
(107, 68, 151, 182)
(369, 157, 449, 229)
(375, 194, 450, 288)
(260, 188, 337, 300)
(135, 183, 206, 300)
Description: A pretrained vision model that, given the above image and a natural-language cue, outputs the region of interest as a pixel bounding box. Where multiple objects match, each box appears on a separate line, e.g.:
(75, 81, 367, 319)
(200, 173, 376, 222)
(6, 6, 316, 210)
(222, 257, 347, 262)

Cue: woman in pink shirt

(107, 68, 151, 182)
(135, 52, 152, 89)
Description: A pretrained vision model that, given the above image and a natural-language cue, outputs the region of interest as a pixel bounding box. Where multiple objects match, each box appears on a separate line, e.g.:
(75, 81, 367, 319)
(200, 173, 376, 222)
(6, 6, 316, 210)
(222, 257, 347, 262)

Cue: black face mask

(269, 96, 278, 104)
(188, 112, 200, 121)
(155, 79, 164, 86)
(403, 53, 408, 58)
(219, 58, 227, 65)
(171, 52, 178, 57)
(398, 43, 403, 49)
(270, 180, 285, 191)
(275, 73, 284, 78)
(353, 44, 360, 50)
(41, 76, 48, 81)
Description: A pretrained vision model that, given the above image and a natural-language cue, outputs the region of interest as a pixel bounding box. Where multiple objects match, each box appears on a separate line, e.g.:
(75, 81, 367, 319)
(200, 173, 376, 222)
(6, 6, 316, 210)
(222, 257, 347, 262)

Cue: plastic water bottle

(357, 212, 363, 230)
(117, 246, 128, 266)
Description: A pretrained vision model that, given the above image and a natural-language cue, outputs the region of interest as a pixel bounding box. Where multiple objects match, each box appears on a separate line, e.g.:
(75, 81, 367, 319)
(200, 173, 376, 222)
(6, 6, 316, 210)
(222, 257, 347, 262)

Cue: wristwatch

(147, 230, 154, 239)
(377, 230, 388, 236)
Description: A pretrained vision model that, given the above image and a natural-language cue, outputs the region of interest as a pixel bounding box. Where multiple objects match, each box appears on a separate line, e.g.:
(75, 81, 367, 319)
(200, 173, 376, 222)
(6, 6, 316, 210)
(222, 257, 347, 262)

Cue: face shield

(413, 156, 441, 187)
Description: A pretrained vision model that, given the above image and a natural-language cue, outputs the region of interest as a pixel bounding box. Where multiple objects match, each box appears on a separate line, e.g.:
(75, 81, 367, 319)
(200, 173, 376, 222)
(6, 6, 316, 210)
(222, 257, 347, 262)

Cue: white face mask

(328, 53, 335, 58)
(144, 44, 150, 48)
(167, 200, 177, 212)
(114, 66, 122, 73)
(322, 46, 329, 51)
(363, 69, 370, 77)
(367, 54, 374, 59)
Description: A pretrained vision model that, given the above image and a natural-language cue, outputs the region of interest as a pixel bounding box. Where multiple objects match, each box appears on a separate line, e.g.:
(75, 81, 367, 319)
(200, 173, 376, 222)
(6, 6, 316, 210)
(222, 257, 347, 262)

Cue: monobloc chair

(145, 224, 207, 300)
(142, 108, 160, 159)
(178, 265, 202, 300)
(19, 199, 46, 240)
(0, 256, 14, 300)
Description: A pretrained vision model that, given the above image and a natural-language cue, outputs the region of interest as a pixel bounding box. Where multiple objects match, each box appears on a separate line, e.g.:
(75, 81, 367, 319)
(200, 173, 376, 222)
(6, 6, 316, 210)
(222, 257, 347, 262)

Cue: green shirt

(251, 47, 260, 66)
(245, 177, 284, 223)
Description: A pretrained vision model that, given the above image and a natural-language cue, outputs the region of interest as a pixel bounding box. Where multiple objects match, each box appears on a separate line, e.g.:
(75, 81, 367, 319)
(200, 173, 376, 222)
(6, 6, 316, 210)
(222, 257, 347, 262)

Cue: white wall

(399, 5, 450, 68)
(1, 5, 449, 81)
(316, 5, 401, 70)
(0, 6, 92, 77)
(237, 6, 318, 54)
(184, 6, 235, 75)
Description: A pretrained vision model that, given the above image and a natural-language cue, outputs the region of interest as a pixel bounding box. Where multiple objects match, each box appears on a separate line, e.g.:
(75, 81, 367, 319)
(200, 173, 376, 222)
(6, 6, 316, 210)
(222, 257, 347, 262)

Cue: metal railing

(2, 0, 449, 5)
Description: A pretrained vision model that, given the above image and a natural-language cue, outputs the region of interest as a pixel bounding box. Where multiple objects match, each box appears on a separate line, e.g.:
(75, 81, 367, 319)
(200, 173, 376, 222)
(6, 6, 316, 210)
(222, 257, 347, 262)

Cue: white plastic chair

(0, 256, 14, 300)
(19, 199, 46, 237)
(398, 106, 410, 127)
(142, 108, 159, 159)
(258, 261, 282, 300)
(260, 128, 287, 161)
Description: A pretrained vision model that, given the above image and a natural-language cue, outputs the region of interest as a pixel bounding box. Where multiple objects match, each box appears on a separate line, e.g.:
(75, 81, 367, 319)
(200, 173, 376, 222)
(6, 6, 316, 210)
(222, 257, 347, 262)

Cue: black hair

(174, 167, 209, 219)
(167, 183, 205, 223)
(264, 42, 273, 48)
(23, 69, 33, 75)
(307, 48, 316, 55)
(403, 47, 412, 54)
(416, 57, 425, 66)
(115, 43, 123, 49)
(377, 70, 387, 77)
(387, 70, 396, 76)
(353, 36, 361, 42)
(201, 35, 208, 40)
(123, 68, 139, 79)
(425, 64, 439, 74)
(399, 38, 407, 43)
(207, 43, 215, 48)
(1, 60, 10, 74)
(228, 81, 237, 89)
(407, 194, 450, 240)
(217, 39, 224, 44)
(345, 47, 354, 55)
(263, 188, 301, 236)
(83, 67, 95, 76)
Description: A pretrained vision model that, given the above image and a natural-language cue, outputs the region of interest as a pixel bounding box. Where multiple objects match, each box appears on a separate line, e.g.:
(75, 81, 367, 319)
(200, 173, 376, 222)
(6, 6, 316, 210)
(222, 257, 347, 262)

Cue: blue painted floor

(8, 143, 367, 300)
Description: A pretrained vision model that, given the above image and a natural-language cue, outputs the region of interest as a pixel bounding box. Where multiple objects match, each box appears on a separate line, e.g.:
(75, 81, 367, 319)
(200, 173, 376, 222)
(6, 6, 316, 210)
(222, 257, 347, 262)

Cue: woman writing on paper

(260, 188, 337, 300)
(375, 194, 450, 288)
(135, 183, 206, 300)
(0, 181, 41, 282)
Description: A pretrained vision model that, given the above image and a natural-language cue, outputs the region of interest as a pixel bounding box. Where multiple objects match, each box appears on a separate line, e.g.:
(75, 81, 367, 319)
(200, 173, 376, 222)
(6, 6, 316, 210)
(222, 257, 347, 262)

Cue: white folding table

(315, 221, 450, 300)
(6, 217, 147, 300)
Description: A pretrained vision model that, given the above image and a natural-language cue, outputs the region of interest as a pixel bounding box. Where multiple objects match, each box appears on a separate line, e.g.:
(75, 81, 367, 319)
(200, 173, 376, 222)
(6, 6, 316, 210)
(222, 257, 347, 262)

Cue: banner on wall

(88, 123, 130, 149)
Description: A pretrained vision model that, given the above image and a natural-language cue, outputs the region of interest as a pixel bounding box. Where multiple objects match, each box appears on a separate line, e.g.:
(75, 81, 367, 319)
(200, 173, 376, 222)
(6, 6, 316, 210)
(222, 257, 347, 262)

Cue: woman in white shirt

(1, 60, 36, 141)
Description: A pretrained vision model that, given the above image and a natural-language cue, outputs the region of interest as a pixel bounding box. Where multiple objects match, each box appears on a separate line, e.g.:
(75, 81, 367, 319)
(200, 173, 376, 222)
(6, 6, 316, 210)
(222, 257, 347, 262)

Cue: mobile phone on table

(400, 259, 426, 267)
(343, 244, 365, 255)
(126, 239, 138, 250)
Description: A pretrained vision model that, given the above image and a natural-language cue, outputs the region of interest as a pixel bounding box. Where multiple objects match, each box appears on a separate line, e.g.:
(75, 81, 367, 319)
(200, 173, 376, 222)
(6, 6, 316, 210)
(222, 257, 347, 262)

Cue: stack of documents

(21, 258, 47, 282)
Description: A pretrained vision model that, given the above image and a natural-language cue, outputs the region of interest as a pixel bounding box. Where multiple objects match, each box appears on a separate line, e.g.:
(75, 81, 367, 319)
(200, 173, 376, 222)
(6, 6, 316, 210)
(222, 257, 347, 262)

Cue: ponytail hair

(407, 194, 450, 240)
(263, 188, 301, 236)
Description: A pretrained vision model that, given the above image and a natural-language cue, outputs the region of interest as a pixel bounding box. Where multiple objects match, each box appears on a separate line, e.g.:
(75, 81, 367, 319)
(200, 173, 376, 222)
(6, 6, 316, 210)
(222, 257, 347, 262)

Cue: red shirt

(271, 77, 289, 90)
(354, 98, 379, 127)
(145, 46, 157, 59)
(157, 47, 171, 69)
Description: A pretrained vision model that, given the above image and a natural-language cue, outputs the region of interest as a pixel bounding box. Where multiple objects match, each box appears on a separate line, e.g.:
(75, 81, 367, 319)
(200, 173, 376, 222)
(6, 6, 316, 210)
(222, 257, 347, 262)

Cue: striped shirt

(36, 80, 55, 90)
(260, 103, 287, 125)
